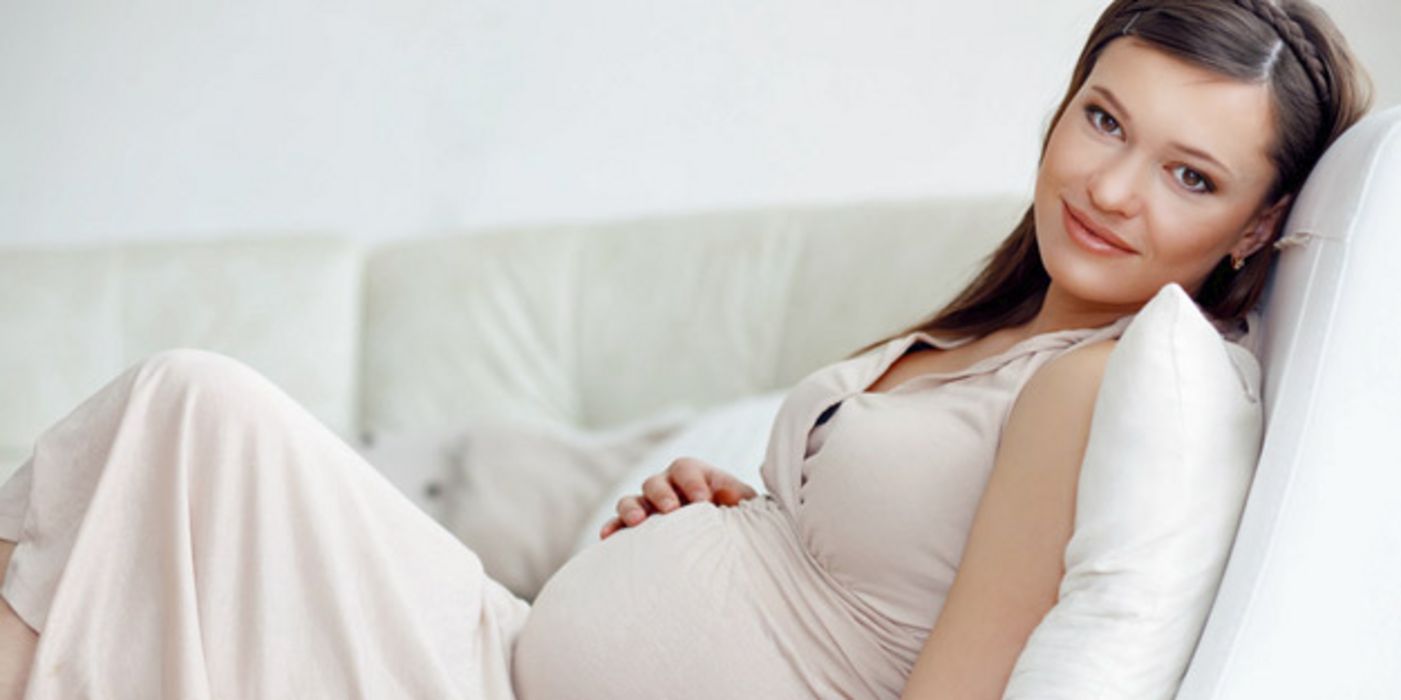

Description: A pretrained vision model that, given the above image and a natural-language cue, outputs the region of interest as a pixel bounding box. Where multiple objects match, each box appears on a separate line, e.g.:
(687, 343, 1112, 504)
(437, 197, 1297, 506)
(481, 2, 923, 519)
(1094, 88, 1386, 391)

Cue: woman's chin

(1042, 257, 1151, 309)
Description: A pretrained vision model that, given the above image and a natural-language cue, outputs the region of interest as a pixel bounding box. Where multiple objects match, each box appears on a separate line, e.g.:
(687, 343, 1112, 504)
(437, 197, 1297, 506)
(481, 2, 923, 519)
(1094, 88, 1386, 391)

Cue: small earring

(1231, 254, 1246, 271)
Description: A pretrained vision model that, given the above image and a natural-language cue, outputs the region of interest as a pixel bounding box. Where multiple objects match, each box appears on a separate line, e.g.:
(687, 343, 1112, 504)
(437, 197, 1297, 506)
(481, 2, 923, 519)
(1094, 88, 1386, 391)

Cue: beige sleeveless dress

(0, 315, 1133, 699)
(513, 315, 1135, 699)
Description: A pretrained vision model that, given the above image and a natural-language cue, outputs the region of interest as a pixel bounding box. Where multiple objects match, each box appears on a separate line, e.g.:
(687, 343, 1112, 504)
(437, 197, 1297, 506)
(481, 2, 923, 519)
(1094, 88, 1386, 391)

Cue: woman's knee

(138, 348, 250, 380)
(131, 349, 287, 423)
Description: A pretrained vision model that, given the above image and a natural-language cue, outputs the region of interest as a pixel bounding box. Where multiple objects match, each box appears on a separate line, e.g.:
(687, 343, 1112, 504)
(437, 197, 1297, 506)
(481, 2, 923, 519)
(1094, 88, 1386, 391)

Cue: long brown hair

(849, 0, 1372, 359)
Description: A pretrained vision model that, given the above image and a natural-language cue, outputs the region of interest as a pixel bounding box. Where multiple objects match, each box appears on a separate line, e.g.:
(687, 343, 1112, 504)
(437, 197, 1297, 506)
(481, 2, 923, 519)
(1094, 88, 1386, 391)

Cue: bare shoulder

(1017, 338, 1119, 407)
(1002, 337, 1120, 470)
(1000, 337, 1120, 475)
(1043, 337, 1118, 376)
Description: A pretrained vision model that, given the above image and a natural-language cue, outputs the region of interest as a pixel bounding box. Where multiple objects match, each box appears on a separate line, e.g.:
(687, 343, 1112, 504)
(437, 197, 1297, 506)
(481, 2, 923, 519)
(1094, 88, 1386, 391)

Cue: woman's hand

(599, 456, 758, 539)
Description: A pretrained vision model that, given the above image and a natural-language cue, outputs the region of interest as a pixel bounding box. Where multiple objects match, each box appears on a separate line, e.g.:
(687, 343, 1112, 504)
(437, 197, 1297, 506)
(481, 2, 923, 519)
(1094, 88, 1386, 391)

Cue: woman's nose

(1086, 153, 1145, 219)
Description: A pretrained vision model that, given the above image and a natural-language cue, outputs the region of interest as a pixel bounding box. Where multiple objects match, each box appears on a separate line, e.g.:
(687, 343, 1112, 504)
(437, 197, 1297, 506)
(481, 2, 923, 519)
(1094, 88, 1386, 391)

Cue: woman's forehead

(1086, 38, 1276, 185)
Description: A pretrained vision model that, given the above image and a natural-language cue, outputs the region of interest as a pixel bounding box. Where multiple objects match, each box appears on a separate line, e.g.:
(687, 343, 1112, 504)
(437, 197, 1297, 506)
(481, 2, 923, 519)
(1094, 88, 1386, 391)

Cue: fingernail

(659, 497, 678, 510)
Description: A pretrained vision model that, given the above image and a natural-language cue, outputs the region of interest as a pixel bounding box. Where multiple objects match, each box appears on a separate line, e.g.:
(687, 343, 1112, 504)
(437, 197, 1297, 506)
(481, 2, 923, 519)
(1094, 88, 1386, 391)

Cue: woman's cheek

(1150, 216, 1232, 283)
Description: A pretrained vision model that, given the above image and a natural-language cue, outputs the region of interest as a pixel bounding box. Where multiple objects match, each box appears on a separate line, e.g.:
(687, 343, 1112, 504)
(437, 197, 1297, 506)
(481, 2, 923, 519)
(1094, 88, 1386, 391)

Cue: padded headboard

(1177, 106, 1401, 698)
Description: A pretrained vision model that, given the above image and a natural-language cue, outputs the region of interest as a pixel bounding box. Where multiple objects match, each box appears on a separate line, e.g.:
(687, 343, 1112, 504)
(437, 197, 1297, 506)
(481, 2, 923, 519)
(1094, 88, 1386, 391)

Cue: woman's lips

(1062, 200, 1138, 256)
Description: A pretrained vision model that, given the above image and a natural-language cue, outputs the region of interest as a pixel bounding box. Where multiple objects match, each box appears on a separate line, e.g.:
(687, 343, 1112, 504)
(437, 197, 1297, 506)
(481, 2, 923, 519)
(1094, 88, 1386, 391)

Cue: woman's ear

(1232, 194, 1295, 259)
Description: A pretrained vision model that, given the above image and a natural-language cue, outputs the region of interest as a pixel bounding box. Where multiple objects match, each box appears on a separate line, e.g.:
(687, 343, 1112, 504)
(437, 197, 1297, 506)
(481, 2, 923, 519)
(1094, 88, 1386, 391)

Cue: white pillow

(1004, 283, 1264, 699)
(570, 389, 788, 558)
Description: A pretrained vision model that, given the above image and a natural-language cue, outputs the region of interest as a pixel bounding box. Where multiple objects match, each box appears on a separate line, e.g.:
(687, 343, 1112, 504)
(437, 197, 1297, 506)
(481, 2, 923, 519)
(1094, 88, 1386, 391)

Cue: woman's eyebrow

(1089, 85, 1134, 124)
(1088, 84, 1234, 177)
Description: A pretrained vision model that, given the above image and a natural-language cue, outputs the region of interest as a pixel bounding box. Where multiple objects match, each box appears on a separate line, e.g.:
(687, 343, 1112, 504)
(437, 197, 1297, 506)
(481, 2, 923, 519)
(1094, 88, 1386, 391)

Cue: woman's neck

(1015, 282, 1140, 340)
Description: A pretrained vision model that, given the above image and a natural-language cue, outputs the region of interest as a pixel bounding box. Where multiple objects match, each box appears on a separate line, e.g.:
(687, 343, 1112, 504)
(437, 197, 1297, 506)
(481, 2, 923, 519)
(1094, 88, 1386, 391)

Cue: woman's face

(1034, 37, 1288, 310)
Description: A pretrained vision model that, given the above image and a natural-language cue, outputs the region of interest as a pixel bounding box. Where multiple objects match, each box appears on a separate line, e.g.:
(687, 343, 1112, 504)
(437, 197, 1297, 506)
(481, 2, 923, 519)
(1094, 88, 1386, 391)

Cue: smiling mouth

(1061, 200, 1137, 255)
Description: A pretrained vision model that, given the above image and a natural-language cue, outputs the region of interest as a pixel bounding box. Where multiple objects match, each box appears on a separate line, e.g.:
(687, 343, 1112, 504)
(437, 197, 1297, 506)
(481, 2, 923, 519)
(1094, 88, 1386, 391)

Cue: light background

(1, 0, 1396, 247)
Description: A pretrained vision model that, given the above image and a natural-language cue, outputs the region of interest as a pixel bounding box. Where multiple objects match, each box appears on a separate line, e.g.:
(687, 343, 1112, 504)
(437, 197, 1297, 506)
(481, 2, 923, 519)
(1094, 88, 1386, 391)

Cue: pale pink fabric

(0, 350, 529, 699)
(513, 316, 1134, 699)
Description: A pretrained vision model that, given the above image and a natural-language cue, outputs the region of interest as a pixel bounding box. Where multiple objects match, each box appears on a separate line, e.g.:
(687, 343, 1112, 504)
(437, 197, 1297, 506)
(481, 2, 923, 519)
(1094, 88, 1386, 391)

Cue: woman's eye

(1085, 105, 1122, 137)
(1172, 164, 1215, 194)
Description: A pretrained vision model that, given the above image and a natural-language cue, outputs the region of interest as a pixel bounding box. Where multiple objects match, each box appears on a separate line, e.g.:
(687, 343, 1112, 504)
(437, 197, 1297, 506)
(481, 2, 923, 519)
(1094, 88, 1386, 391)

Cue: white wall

(1, 0, 1396, 247)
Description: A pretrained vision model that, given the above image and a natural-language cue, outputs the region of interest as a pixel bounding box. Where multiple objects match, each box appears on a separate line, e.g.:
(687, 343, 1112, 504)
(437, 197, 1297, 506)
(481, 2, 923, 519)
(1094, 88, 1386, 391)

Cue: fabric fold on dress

(0, 349, 529, 699)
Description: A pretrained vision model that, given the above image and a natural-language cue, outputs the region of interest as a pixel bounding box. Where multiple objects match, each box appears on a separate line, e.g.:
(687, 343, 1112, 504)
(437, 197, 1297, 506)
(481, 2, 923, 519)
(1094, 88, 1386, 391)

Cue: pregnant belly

(511, 500, 812, 700)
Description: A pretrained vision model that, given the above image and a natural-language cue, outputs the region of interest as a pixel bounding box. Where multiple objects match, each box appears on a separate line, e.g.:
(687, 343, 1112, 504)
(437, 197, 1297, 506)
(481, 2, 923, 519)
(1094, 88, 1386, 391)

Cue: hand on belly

(599, 456, 758, 539)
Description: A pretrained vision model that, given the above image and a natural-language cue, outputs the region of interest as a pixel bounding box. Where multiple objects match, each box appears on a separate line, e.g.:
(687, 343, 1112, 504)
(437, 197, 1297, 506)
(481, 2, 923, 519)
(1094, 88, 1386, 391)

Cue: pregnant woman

(0, 1, 1373, 698)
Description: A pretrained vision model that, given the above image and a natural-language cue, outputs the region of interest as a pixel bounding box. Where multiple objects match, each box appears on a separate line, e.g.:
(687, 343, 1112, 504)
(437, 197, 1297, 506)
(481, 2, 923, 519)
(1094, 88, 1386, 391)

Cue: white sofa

(0, 194, 1024, 477)
(2, 105, 1397, 697)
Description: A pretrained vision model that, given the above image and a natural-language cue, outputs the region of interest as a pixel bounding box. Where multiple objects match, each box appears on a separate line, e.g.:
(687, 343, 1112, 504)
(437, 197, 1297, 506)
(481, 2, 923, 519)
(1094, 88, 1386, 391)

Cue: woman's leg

(2, 349, 528, 699)
(0, 538, 38, 700)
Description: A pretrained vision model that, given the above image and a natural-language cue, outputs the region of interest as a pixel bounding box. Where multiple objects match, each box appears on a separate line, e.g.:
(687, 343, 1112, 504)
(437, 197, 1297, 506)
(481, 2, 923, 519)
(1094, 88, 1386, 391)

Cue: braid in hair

(1232, 0, 1332, 103)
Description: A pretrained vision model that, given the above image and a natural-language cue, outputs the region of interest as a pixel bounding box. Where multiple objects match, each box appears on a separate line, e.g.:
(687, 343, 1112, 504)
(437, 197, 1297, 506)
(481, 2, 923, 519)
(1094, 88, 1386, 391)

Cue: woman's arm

(901, 339, 1117, 699)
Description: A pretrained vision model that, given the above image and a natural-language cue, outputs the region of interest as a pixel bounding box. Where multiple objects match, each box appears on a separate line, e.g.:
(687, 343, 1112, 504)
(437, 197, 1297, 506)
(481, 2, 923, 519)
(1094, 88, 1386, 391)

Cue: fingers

(711, 484, 758, 506)
(641, 474, 683, 513)
(712, 486, 745, 506)
(604, 459, 762, 541)
(603, 494, 652, 540)
(600, 517, 624, 539)
(615, 494, 655, 528)
(709, 470, 759, 506)
(667, 458, 712, 503)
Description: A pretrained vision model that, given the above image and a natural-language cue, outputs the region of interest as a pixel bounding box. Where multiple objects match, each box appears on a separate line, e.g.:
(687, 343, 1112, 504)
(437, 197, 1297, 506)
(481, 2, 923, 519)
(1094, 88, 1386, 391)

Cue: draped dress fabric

(512, 315, 1135, 699)
(0, 315, 1134, 699)
(0, 349, 530, 699)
